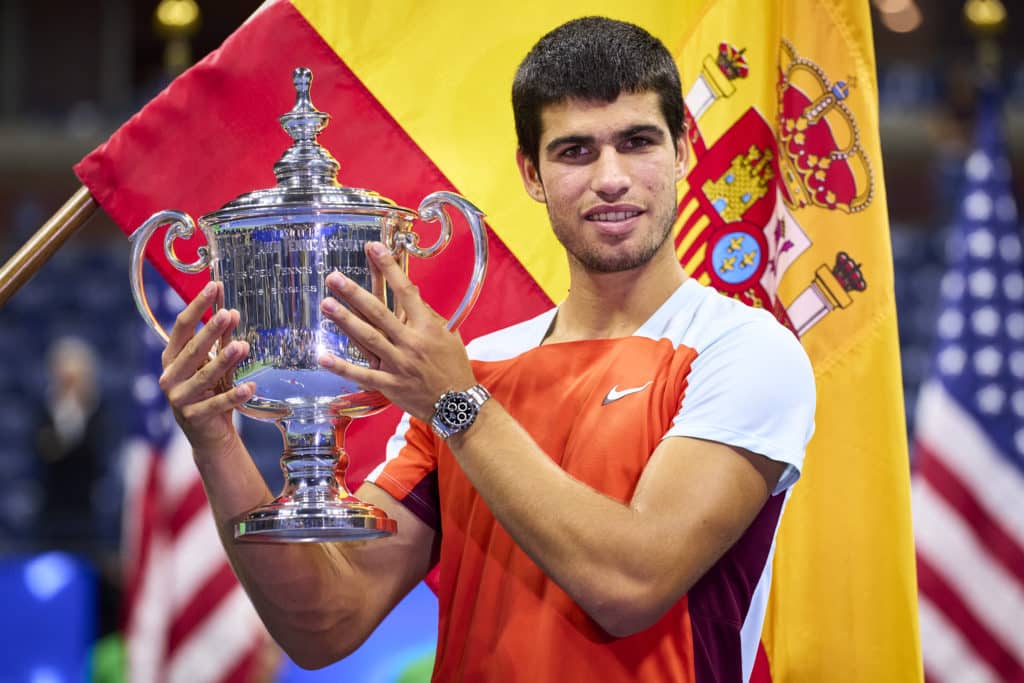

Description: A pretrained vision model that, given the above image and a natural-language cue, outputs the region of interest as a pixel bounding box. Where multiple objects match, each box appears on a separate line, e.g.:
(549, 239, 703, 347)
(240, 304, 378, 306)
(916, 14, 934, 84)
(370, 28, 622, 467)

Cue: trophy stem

(233, 415, 397, 543)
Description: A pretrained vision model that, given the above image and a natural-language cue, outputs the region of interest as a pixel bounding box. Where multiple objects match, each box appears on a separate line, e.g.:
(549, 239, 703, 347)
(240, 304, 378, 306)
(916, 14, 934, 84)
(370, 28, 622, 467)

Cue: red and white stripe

(913, 380, 1024, 683)
(122, 426, 270, 683)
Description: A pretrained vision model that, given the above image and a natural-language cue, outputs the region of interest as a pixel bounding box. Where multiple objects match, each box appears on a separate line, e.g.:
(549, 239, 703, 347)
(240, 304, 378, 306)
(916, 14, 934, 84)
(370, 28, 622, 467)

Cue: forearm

(448, 402, 692, 635)
(192, 435, 368, 666)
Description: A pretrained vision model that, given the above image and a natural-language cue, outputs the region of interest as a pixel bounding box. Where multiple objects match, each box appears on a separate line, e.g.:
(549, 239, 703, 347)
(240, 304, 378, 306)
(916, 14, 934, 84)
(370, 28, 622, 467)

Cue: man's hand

(159, 281, 254, 455)
(317, 242, 477, 422)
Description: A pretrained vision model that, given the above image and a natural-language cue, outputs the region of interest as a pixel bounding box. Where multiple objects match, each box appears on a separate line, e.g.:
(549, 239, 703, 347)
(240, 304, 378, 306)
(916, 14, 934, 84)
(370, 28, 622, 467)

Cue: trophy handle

(398, 191, 488, 331)
(128, 209, 211, 344)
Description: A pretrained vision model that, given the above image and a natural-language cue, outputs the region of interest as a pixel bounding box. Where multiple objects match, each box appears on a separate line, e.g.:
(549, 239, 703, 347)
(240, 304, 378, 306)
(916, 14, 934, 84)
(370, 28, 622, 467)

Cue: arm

(159, 281, 436, 668)
(447, 409, 784, 636)
(319, 244, 790, 637)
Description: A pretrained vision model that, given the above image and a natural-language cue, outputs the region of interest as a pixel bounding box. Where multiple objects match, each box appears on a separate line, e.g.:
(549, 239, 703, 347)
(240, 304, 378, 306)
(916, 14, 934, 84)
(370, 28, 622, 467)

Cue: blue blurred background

(0, 0, 1021, 681)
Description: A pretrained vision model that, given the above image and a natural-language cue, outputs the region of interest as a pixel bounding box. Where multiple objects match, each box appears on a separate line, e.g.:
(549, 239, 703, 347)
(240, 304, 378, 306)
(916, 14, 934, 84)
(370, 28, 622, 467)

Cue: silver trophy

(128, 67, 487, 542)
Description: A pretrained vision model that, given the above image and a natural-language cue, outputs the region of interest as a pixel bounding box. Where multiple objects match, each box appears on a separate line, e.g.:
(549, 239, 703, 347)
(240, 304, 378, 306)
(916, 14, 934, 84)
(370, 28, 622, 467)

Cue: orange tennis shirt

(368, 280, 816, 682)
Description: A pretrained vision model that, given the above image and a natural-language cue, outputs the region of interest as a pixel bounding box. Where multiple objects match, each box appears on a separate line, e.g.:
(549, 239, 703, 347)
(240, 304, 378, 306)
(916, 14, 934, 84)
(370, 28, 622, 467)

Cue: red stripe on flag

(689, 262, 710, 279)
(123, 447, 164, 630)
(166, 562, 241, 658)
(915, 440, 1024, 579)
(167, 478, 209, 538)
(916, 555, 1023, 681)
(675, 214, 712, 269)
(680, 233, 711, 268)
(221, 636, 267, 683)
(673, 190, 702, 248)
(749, 640, 773, 683)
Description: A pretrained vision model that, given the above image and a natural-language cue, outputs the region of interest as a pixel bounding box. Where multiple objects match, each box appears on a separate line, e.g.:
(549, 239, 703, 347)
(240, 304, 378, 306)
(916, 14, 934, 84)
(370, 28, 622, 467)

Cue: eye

(558, 145, 589, 160)
(622, 135, 654, 151)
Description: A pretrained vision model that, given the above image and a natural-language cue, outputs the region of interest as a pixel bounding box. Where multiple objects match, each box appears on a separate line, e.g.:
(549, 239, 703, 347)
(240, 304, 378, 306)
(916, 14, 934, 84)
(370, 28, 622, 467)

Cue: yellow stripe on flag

(674, 198, 701, 246)
(683, 240, 709, 277)
(677, 217, 708, 259)
(290, 0, 700, 302)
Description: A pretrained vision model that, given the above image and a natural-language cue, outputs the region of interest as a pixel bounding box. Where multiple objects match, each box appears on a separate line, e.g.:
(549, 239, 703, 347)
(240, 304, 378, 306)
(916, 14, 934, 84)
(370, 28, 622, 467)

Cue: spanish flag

(75, 1, 922, 680)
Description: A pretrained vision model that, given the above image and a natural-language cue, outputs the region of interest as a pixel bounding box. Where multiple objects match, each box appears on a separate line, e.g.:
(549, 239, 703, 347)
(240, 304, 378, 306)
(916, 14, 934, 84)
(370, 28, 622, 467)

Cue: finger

(369, 253, 386, 308)
(165, 281, 220, 363)
(321, 294, 382, 369)
(179, 381, 256, 424)
(325, 271, 405, 341)
(321, 297, 399, 365)
(317, 352, 394, 392)
(370, 248, 408, 325)
(218, 289, 237, 352)
(348, 260, 385, 368)
(166, 340, 250, 409)
(366, 242, 430, 325)
(161, 307, 238, 387)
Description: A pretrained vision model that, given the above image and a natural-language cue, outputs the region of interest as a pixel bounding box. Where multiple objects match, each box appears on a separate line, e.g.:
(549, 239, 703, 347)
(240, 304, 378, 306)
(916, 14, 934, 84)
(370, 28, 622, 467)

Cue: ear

(516, 148, 547, 204)
(674, 135, 689, 182)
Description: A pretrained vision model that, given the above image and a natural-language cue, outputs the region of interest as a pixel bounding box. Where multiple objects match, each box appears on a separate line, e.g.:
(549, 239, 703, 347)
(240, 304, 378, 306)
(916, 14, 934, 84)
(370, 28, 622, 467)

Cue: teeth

(590, 211, 639, 222)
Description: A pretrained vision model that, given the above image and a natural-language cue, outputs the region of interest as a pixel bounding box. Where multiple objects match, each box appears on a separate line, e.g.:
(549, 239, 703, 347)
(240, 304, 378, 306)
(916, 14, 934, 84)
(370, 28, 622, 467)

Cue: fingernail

(235, 383, 252, 399)
(202, 281, 217, 298)
(212, 309, 228, 324)
(322, 298, 340, 313)
(318, 353, 335, 368)
(327, 272, 348, 289)
(369, 242, 388, 258)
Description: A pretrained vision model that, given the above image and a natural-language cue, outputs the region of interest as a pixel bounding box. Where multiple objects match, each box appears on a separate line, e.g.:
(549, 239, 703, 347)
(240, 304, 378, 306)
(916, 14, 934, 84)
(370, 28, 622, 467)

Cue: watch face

(440, 393, 476, 429)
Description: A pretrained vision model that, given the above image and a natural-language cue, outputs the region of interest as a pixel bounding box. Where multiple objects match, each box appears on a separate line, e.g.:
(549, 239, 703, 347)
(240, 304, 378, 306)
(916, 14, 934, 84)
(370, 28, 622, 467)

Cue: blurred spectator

(33, 336, 109, 548)
(32, 335, 126, 655)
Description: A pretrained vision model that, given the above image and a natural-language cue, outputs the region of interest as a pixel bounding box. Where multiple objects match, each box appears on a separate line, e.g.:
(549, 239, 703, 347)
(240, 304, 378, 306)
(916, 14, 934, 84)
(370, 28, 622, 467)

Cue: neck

(545, 243, 687, 344)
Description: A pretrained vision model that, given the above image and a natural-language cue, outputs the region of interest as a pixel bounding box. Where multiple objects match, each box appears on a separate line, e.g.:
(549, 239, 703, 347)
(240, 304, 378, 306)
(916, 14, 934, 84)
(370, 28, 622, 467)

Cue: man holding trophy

(157, 17, 815, 682)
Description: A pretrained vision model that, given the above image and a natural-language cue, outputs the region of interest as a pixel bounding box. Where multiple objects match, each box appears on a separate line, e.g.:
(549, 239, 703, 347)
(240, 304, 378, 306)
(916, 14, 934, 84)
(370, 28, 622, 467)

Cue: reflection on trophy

(128, 67, 488, 542)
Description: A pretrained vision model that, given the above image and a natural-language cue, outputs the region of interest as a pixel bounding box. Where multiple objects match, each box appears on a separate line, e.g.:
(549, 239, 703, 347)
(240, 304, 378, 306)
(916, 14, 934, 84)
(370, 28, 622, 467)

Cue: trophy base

(233, 499, 397, 543)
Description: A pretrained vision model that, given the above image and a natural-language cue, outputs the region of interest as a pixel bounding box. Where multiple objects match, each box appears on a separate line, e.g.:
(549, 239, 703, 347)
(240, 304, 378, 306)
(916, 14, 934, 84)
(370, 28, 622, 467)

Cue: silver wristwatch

(430, 384, 491, 439)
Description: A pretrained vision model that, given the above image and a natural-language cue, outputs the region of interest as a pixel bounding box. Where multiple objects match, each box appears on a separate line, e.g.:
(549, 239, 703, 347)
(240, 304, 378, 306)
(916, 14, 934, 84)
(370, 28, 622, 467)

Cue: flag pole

(0, 185, 98, 308)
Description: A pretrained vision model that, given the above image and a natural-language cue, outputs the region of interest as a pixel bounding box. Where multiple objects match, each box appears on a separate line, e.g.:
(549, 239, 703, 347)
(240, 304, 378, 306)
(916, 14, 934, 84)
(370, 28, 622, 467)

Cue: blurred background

(0, 0, 1021, 681)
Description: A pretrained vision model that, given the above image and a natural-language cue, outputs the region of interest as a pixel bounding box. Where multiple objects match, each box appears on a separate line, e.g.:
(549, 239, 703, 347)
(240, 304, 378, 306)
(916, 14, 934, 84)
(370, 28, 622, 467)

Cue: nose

(590, 147, 630, 200)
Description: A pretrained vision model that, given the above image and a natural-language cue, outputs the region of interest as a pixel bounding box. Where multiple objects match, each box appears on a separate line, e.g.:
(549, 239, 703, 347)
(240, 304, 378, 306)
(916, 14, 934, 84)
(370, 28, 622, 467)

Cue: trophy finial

(274, 67, 341, 186)
(292, 67, 314, 111)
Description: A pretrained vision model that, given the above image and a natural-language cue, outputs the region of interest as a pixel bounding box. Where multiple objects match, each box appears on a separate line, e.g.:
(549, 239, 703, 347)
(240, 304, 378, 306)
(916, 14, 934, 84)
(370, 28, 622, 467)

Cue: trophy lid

(202, 67, 414, 224)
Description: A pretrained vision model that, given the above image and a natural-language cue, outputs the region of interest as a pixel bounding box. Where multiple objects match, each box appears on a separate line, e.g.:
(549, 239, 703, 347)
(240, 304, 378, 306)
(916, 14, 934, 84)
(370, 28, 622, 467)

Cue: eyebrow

(544, 124, 667, 154)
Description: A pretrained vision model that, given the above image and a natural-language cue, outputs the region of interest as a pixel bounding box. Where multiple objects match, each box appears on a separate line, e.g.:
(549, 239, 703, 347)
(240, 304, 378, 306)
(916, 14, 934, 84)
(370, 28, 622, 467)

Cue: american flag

(912, 90, 1024, 682)
(124, 271, 271, 682)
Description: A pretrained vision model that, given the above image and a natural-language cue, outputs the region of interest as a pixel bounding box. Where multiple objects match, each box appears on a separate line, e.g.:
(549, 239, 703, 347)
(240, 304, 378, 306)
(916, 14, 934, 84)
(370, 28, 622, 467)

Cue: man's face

(517, 92, 687, 274)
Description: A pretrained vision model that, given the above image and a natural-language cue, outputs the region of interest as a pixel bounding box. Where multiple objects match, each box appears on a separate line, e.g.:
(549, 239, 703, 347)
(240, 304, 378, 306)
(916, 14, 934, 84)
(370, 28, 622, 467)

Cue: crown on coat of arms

(777, 39, 874, 214)
(832, 251, 866, 293)
(716, 42, 749, 80)
(697, 42, 749, 105)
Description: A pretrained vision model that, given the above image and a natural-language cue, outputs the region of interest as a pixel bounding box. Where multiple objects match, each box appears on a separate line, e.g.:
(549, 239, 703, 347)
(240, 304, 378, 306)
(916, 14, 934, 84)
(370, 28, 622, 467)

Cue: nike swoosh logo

(602, 381, 653, 406)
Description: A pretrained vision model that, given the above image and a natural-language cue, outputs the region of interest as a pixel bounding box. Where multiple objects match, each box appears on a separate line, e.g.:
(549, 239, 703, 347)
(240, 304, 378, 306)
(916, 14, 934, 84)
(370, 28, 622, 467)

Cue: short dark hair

(512, 16, 685, 167)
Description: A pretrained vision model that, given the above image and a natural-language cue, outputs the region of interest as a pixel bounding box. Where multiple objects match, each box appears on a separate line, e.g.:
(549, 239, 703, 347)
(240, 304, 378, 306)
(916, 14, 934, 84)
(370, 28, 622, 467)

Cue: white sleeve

(664, 317, 816, 495)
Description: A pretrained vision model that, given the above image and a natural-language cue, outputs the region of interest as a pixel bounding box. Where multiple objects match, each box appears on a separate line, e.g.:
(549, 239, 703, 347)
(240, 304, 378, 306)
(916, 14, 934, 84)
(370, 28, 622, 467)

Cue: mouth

(584, 206, 644, 236)
(585, 209, 643, 223)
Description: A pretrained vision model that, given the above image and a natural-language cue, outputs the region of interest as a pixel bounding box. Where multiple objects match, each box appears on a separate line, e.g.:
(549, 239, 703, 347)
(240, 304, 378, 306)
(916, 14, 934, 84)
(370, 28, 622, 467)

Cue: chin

(575, 248, 655, 274)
